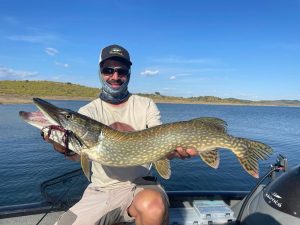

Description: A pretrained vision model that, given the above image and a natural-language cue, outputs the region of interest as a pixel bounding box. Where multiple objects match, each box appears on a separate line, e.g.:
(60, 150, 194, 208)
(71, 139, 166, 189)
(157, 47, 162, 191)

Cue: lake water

(0, 100, 300, 208)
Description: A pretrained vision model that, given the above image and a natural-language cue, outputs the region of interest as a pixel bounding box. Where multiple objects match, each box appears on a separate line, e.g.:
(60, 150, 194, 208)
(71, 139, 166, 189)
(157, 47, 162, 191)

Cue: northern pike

(19, 98, 273, 180)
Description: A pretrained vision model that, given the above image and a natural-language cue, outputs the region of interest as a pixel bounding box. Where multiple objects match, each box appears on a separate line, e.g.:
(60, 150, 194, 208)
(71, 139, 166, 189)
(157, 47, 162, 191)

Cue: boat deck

(1, 211, 62, 225)
(0, 191, 247, 225)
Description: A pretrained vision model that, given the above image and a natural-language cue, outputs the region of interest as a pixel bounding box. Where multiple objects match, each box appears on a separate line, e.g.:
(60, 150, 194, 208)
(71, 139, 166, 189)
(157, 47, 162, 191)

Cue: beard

(106, 79, 124, 87)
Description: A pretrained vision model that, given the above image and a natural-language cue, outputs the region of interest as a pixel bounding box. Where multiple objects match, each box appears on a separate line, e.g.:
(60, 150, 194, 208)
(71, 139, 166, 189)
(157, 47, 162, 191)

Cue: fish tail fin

(232, 137, 273, 178)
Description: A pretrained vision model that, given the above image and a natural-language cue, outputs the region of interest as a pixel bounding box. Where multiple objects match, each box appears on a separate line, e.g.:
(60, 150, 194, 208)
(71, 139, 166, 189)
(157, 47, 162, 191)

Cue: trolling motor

(235, 154, 300, 225)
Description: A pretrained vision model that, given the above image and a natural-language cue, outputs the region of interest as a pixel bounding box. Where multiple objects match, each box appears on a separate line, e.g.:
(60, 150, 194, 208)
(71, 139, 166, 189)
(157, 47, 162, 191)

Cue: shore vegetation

(1, 80, 299, 106)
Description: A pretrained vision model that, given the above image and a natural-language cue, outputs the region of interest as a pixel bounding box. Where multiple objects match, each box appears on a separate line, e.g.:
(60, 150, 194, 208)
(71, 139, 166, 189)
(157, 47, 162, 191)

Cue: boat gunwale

(0, 190, 248, 219)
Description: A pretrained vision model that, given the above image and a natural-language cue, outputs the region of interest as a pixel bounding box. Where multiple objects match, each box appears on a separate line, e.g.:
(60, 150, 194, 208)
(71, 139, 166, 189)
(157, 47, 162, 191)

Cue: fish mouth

(32, 98, 65, 126)
(19, 110, 43, 122)
(19, 110, 52, 129)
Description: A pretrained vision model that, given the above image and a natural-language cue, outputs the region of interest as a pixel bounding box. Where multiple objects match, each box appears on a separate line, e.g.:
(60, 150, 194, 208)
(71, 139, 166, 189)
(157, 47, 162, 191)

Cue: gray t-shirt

(78, 95, 162, 189)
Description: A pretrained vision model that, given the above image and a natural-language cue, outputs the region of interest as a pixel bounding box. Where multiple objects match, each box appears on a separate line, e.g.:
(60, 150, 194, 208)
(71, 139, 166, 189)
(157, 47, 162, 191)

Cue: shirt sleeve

(146, 99, 162, 128)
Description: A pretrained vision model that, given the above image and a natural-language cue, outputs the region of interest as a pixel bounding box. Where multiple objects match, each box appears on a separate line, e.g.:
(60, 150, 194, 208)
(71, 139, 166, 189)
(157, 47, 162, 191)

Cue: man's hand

(166, 147, 198, 160)
(42, 132, 80, 161)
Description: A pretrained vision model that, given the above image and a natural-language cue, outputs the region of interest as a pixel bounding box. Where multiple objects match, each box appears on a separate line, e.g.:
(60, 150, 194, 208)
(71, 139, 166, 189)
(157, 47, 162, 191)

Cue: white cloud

(45, 47, 59, 56)
(140, 70, 159, 76)
(0, 65, 38, 79)
(162, 87, 176, 91)
(55, 62, 69, 68)
(168, 73, 192, 80)
(7, 34, 58, 43)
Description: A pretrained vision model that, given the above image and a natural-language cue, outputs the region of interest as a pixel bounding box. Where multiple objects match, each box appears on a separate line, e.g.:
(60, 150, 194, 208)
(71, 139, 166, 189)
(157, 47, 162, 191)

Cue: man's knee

(131, 189, 167, 217)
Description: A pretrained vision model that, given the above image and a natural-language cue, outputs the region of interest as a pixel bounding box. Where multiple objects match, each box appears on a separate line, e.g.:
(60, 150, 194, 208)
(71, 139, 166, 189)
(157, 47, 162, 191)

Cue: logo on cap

(109, 47, 124, 56)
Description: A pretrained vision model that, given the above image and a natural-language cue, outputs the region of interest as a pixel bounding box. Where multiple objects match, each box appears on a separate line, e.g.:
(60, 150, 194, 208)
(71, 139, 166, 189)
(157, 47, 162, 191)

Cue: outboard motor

(234, 156, 300, 225)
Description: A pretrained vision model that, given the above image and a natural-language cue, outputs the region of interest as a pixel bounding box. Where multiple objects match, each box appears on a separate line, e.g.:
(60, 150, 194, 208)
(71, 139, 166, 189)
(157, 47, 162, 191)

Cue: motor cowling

(263, 165, 300, 218)
(238, 164, 300, 225)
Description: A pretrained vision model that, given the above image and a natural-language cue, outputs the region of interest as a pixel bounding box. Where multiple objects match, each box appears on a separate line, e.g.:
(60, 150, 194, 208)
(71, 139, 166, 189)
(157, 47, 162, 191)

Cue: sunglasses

(101, 67, 130, 77)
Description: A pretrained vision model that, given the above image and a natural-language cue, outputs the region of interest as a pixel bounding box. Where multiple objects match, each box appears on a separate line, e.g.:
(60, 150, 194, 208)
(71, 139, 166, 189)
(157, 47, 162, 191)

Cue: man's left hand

(166, 147, 198, 160)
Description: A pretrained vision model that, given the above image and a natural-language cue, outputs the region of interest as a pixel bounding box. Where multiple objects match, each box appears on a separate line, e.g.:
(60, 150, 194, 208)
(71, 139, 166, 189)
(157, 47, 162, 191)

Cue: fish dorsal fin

(154, 159, 171, 179)
(80, 152, 91, 181)
(190, 117, 227, 132)
(199, 149, 220, 169)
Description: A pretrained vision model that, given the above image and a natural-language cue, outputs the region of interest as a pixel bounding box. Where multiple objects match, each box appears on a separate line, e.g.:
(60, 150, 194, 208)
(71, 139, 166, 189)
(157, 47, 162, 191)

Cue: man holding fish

(46, 44, 198, 225)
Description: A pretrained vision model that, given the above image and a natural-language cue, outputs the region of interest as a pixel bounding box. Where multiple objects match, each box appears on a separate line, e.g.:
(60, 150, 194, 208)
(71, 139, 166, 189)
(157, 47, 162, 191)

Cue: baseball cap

(99, 44, 132, 66)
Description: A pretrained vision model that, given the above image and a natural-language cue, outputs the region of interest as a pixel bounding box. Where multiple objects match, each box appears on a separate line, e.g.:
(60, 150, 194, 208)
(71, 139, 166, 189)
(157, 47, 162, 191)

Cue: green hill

(1, 80, 300, 106)
(0, 80, 100, 98)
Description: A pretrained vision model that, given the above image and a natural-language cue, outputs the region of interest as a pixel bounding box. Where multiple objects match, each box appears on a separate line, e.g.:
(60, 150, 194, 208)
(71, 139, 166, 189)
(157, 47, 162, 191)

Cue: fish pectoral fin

(80, 153, 91, 181)
(199, 149, 220, 169)
(154, 159, 171, 179)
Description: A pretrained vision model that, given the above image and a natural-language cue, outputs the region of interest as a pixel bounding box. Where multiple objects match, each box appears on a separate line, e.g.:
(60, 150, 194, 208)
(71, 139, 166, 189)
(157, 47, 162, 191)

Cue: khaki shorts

(55, 178, 169, 225)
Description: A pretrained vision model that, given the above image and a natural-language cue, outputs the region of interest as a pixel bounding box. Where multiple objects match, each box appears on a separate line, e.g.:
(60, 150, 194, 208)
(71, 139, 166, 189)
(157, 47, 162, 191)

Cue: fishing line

(41, 125, 77, 156)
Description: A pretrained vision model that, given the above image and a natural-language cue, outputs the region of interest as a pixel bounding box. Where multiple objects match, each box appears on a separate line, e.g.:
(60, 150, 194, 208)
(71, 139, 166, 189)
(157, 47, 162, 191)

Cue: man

(48, 44, 197, 225)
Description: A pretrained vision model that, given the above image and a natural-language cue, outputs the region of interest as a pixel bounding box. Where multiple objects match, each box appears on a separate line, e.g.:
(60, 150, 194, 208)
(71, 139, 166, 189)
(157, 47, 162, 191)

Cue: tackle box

(168, 200, 235, 225)
(193, 200, 236, 224)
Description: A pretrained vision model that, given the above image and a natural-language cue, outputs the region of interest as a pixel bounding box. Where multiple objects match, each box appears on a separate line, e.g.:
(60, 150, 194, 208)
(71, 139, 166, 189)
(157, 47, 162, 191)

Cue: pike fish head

(33, 98, 100, 144)
(33, 98, 86, 133)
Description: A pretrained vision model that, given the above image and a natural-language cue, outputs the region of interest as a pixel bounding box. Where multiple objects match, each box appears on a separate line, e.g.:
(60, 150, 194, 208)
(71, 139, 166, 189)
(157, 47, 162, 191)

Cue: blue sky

(1, 0, 300, 100)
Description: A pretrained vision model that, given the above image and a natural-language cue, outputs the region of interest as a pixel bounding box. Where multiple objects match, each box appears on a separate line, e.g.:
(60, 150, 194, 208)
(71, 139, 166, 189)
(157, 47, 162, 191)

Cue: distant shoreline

(1, 94, 299, 107)
(1, 80, 300, 107)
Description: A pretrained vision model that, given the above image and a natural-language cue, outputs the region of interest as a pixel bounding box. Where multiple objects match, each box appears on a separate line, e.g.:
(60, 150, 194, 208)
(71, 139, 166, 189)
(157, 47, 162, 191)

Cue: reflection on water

(0, 100, 299, 206)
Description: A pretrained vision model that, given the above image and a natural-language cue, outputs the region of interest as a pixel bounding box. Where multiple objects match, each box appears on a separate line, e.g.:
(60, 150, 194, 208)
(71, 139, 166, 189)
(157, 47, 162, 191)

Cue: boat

(1, 154, 299, 225)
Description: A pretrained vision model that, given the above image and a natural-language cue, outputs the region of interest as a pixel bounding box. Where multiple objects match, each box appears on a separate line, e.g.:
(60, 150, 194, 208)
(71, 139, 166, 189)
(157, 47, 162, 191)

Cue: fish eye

(65, 113, 72, 119)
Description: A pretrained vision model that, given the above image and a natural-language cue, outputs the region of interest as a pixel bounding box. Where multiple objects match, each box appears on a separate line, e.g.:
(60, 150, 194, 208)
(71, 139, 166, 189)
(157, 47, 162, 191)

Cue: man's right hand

(42, 132, 80, 161)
